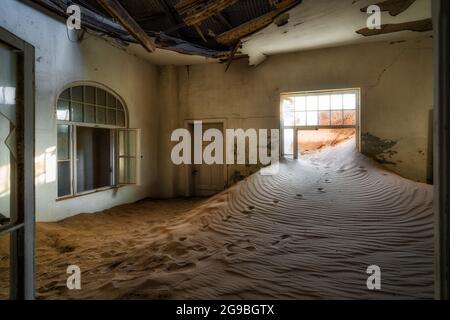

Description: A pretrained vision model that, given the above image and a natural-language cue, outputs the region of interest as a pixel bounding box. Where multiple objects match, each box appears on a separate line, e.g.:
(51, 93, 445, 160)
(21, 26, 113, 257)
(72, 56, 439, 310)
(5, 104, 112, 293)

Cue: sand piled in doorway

(0, 140, 434, 299)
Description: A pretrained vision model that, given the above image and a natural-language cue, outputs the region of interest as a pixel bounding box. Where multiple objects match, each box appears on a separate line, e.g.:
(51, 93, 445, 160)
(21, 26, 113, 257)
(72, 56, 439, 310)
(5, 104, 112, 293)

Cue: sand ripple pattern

(8, 140, 432, 300)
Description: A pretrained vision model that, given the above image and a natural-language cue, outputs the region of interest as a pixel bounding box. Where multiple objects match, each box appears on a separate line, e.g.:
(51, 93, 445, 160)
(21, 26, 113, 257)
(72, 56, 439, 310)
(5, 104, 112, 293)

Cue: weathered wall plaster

(161, 37, 433, 196)
(1, 0, 160, 221)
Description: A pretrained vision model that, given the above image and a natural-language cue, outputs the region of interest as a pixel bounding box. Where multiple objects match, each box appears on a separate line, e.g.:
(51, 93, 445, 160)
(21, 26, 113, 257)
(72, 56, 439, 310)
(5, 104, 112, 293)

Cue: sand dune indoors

(0, 140, 434, 300)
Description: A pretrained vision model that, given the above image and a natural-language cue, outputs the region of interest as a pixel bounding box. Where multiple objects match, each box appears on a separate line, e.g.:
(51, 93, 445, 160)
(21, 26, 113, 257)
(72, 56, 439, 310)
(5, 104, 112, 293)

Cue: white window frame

(118, 128, 141, 186)
(55, 83, 139, 200)
(280, 88, 361, 159)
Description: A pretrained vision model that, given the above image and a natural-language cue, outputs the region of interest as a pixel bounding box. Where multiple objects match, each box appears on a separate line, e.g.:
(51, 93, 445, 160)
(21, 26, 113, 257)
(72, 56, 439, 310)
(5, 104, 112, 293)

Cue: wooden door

(192, 123, 225, 197)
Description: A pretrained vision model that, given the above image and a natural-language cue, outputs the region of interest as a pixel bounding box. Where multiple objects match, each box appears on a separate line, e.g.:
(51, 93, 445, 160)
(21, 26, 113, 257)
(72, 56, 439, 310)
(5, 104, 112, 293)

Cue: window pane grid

(118, 130, 138, 184)
(282, 91, 358, 128)
(281, 89, 359, 157)
(57, 86, 126, 127)
(56, 85, 137, 200)
(57, 124, 72, 197)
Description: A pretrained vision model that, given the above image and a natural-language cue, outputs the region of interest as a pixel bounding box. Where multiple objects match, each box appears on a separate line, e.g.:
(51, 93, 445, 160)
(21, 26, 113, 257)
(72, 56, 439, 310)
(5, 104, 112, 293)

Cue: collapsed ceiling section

(29, 0, 433, 66)
(30, 0, 303, 60)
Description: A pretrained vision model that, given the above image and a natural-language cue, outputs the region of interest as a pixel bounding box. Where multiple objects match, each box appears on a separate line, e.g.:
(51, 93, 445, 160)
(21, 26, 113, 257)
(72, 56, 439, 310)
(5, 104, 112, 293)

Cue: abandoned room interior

(0, 0, 449, 302)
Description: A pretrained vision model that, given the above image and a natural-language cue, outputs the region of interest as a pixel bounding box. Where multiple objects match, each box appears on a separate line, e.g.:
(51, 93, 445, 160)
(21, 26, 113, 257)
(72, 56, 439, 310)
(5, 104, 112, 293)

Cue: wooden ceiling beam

(214, 12, 233, 30)
(216, 0, 301, 45)
(134, 12, 166, 23)
(175, 0, 239, 26)
(158, 0, 181, 26)
(95, 0, 156, 52)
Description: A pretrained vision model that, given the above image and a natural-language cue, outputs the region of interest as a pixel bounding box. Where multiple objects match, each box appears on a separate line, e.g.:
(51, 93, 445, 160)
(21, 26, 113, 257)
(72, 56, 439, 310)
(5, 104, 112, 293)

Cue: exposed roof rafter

(95, 0, 156, 52)
(175, 0, 239, 26)
(27, 0, 305, 60)
(216, 0, 301, 45)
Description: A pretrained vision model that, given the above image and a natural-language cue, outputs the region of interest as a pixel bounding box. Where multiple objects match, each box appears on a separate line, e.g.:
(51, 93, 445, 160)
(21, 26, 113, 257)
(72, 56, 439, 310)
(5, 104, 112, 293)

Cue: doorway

(186, 121, 226, 197)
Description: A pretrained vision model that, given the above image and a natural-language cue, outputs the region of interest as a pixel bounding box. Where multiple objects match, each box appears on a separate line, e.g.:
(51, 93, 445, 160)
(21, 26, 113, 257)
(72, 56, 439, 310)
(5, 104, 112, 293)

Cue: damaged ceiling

(29, 0, 302, 61)
(240, 0, 432, 65)
(27, 0, 432, 66)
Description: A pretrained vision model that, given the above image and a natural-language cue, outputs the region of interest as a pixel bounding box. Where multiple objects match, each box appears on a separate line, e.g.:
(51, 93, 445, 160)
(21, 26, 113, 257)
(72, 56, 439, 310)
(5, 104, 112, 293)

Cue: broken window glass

(0, 42, 18, 224)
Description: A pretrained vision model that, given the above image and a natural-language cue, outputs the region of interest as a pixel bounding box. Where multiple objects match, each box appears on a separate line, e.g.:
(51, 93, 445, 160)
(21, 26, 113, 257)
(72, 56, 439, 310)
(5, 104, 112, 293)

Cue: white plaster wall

(169, 37, 433, 192)
(157, 66, 180, 198)
(1, 0, 160, 221)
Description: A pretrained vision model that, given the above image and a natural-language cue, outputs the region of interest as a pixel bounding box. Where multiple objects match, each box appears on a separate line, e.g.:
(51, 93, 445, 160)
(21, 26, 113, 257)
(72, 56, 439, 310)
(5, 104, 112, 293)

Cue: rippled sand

(0, 140, 434, 299)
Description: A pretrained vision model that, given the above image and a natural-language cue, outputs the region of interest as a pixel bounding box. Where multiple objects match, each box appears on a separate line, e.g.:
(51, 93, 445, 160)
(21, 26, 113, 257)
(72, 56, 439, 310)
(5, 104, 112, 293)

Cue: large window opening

(56, 84, 138, 199)
(280, 89, 360, 158)
(76, 127, 113, 193)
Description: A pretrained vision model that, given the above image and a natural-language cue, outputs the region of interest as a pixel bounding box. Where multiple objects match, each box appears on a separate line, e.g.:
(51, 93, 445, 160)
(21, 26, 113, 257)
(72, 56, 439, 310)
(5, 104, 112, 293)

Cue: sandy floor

(0, 140, 434, 299)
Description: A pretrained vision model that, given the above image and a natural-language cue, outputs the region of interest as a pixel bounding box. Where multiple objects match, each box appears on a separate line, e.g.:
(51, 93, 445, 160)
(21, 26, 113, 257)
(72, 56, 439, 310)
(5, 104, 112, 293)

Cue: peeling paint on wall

(356, 19, 432, 37)
(360, 0, 417, 17)
(175, 39, 432, 186)
(227, 139, 268, 185)
(361, 132, 398, 165)
(228, 163, 265, 185)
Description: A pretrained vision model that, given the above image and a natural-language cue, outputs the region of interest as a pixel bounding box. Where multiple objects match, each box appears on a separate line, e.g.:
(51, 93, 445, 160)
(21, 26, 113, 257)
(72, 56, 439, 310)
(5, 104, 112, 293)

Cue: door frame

(0, 27, 35, 300)
(434, 0, 450, 300)
(183, 119, 228, 197)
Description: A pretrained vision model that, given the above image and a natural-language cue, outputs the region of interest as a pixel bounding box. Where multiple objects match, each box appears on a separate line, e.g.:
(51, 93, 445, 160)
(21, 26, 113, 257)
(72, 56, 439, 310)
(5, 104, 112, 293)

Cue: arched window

(56, 85, 127, 127)
(56, 84, 138, 199)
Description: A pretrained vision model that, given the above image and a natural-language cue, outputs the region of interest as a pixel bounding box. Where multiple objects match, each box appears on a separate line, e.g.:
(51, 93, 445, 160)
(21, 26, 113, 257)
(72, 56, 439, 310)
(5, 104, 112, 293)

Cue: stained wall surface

(1, 0, 160, 221)
(163, 37, 433, 196)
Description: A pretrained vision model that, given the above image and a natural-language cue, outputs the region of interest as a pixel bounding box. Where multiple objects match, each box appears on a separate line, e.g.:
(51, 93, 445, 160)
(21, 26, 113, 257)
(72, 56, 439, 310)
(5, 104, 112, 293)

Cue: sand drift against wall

(0, 141, 434, 299)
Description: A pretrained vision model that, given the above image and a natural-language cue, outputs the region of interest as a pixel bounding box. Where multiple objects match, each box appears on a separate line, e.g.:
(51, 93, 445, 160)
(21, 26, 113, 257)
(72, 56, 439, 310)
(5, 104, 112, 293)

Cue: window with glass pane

(84, 104, 96, 123)
(0, 41, 18, 230)
(97, 89, 106, 106)
(118, 130, 138, 184)
(306, 96, 318, 111)
(85, 86, 95, 104)
(56, 85, 126, 127)
(57, 99, 70, 121)
(56, 84, 138, 198)
(57, 125, 71, 197)
(72, 86, 83, 102)
(280, 89, 359, 157)
(282, 99, 294, 126)
(97, 107, 106, 124)
(282, 90, 358, 128)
